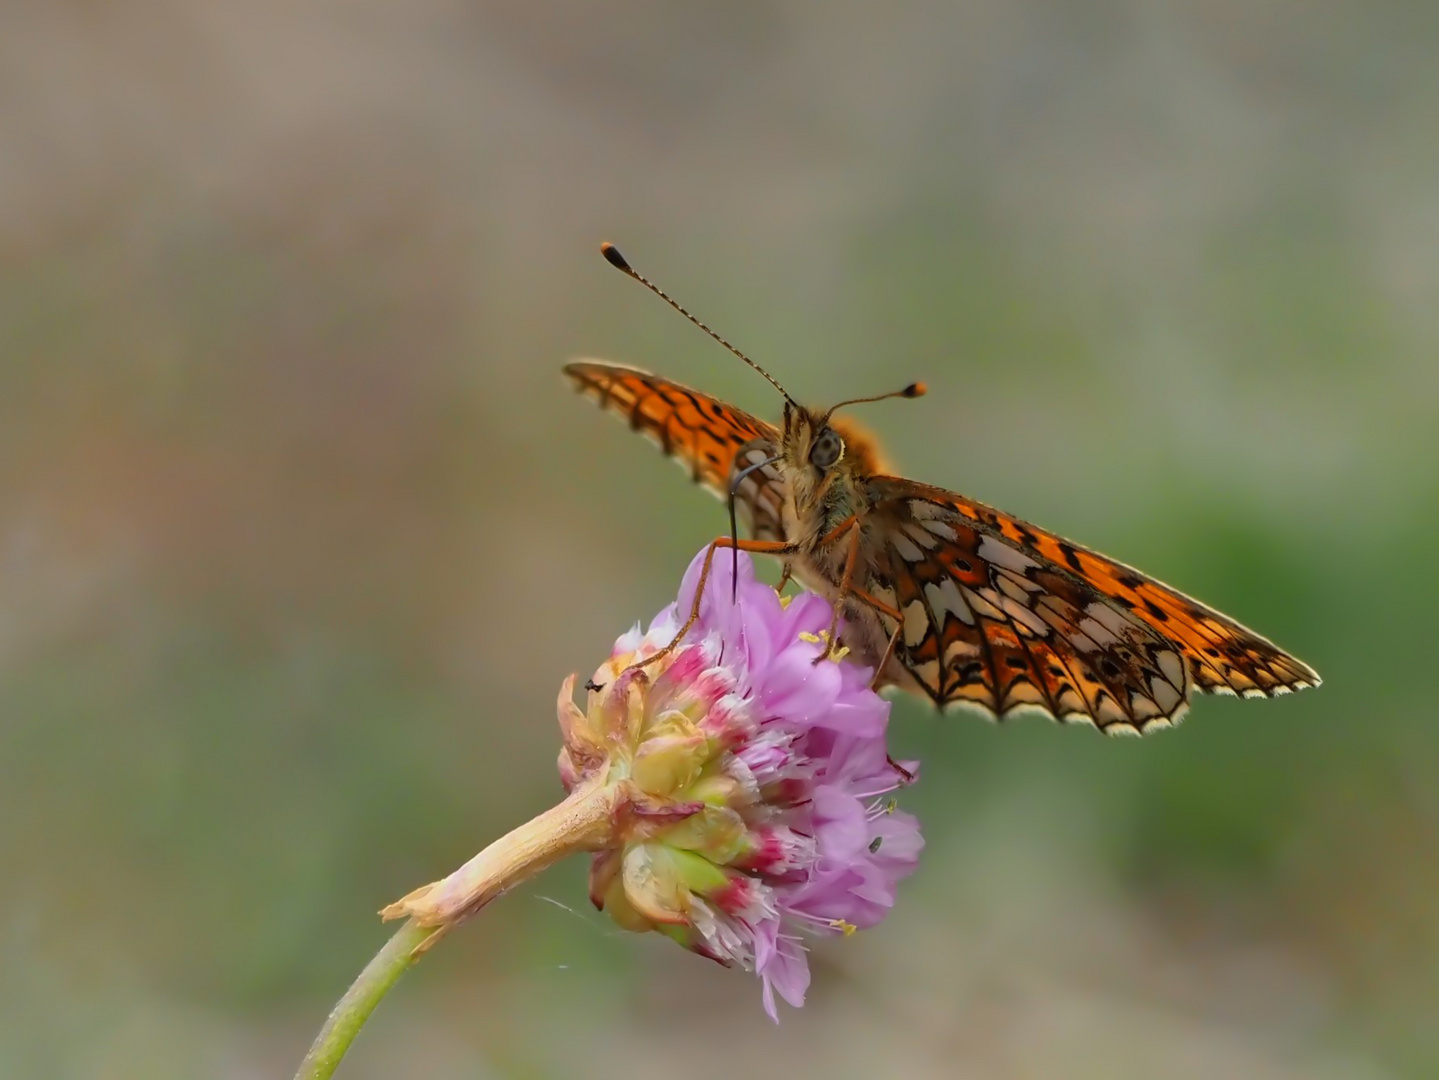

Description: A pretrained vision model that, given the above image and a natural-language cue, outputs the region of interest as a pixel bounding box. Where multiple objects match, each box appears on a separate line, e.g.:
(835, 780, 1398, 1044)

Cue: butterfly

(566, 243, 1319, 734)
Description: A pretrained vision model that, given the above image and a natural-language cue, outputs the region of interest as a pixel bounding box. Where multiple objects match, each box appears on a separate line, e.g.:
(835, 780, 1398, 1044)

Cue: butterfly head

(783, 382, 925, 481)
(781, 403, 842, 472)
(779, 404, 889, 500)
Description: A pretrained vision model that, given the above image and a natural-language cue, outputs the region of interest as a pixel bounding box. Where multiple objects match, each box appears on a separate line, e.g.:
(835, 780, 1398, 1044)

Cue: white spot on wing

(996, 574, 1040, 603)
(977, 535, 1039, 574)
(903, 601, 929, 647)
(1078, 617, 1120, 648)
(998, 596, 1048, 637)
(1087, 603, 1135, 637)
(924, 578, 972, 626)
(964, 587, 1004, 621)
(1129, 691, 1161, 720)
(1150, 674, 1182, 712)
(901, 522, 939, 550)
(1158, 650, 1186, 690)
(1095, 692, 1127, 726)
(891, 532, 925, 562)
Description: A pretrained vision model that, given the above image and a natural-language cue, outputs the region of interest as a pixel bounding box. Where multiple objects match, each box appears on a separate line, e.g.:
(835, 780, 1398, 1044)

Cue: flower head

(559, 548, 922, 1018)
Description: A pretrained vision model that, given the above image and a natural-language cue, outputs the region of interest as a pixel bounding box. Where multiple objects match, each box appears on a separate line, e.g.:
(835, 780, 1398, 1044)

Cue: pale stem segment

(382, 776, 621, 939)
(292, 777, 622, 1080)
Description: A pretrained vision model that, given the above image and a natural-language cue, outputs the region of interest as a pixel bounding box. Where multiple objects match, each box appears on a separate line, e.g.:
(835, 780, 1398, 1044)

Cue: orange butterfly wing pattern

(564, 362, 789, 541)
(864, 477, 1320, 732)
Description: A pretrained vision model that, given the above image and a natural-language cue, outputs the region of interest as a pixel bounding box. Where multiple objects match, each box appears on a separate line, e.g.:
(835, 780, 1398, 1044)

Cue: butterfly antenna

(601, 242, 798, 407)
(823, 382, 926, 423)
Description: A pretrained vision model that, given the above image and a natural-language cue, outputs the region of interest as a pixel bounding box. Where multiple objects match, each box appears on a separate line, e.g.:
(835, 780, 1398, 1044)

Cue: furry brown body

(765, 405, 914, 689)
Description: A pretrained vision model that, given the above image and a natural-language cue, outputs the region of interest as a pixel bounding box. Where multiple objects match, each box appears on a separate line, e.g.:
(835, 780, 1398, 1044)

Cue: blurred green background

(1, 2, 1435, 1077)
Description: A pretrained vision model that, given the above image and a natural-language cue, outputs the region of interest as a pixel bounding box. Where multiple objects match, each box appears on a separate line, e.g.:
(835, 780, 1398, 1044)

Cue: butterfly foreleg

(623, 535, 799, 677)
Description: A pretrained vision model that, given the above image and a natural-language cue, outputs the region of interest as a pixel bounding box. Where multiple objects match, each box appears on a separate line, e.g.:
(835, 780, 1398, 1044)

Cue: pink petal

(810, 786, 870, 863)
(759, 648, 842, 726)
(759, 932, 811, 1021)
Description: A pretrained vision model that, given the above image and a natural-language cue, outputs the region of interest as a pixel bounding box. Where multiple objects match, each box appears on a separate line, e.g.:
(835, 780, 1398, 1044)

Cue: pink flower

(559, 548, 922, 1019)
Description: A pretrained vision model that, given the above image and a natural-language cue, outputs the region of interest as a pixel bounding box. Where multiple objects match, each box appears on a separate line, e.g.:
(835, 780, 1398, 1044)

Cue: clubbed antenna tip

(600, 242, 632, 273)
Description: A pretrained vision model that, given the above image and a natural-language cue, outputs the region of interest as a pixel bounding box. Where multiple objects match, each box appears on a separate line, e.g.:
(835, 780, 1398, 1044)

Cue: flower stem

(291, 779, 622, 1079)
(382, 777, 621, 932)
(292, 919, 435, 1080)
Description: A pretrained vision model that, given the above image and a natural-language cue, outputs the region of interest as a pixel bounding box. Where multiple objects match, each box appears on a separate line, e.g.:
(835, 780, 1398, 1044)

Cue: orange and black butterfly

(566, 244, 1319, 734)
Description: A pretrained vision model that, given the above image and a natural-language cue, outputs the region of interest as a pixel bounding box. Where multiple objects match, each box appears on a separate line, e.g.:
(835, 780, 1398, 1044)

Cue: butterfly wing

(564, 362, 788, 541)
(862, 476, 1319, 733)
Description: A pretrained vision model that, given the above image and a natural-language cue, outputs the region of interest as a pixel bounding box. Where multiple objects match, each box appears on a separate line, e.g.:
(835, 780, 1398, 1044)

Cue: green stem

(292, 919, 436, 1080)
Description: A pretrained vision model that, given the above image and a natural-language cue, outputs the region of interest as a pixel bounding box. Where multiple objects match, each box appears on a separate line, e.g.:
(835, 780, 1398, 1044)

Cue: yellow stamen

(829, 919, 858, 937)
(799, 628, 851, 662)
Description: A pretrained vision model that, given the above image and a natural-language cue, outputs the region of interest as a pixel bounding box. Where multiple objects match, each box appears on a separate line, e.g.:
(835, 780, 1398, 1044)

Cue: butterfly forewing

(565, 362, 789, 541)
(864, 476, 1318, 730)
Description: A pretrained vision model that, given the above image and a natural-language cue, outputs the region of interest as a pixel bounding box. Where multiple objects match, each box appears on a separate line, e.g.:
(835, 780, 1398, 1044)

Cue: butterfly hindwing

(863, 478, 1318, 732)
(565, 362, 788, 541)
(862, 478, 1194, 732)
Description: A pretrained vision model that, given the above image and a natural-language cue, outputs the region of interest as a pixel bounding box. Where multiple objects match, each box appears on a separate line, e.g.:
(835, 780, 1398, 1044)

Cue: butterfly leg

(775, 564, 794, 594)
(847, 587, 905, 690)
(845, 586, 915, 785)
(811, 515, 863, 663)
(623, 536, 799, 676)
(866, 608, 906, 693)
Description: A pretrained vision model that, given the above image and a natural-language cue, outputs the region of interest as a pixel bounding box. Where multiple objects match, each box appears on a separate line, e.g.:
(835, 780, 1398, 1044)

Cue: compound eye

(809, 428, 844, 470)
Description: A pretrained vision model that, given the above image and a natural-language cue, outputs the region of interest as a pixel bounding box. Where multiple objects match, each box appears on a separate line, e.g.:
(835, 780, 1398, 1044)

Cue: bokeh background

(2, 2, 1435, 1077)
